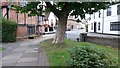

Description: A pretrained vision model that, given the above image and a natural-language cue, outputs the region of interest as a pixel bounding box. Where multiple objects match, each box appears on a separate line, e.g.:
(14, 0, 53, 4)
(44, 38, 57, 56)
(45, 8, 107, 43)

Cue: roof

(2, 2, 9, 6)
(54, 15, 58, 20)
(2, 2, 20, 7)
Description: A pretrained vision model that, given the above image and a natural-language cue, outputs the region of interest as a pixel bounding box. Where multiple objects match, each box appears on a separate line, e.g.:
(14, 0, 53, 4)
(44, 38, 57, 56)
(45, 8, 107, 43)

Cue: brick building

(1, 2, 58, 37)
(2, 2, 38, 37)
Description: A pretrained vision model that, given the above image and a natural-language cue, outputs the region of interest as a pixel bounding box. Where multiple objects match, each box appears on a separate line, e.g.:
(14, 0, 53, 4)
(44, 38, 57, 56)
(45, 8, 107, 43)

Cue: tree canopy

(14, 2, 119, 19)
(13, 1, 120, 44)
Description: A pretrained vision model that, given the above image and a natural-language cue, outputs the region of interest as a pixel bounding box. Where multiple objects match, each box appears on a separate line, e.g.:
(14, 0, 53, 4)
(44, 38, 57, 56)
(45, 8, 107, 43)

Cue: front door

(94, 22, 96, 33)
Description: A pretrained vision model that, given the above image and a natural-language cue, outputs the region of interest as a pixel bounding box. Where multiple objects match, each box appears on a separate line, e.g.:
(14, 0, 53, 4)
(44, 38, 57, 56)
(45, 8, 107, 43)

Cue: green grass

(0, 47, 4, 51)
(39, 39, 119, 66)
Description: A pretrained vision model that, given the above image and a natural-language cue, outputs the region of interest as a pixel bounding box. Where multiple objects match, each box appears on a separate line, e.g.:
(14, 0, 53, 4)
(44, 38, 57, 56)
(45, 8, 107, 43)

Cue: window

(110, 22, 120, 31)
(49, 27, 53, 31)
(45, 27, 48, 32)
(107, 7, 111, 16)
(28, 26, 35, 34)
(91, 23, 93, 30)
(117, 5, 120, 15)
(38, 16, 43, 23)
(98, 22, 100, 30)
(98, 11, 101, 18)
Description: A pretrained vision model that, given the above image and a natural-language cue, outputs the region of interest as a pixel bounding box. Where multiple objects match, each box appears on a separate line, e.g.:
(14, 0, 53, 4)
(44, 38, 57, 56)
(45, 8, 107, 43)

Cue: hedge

(2, 18, 17, 42)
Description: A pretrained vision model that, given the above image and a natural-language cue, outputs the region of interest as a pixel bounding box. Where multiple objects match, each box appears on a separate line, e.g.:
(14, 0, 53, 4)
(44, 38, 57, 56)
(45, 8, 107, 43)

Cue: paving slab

(16, 62, 38, 66)
(18, 57, 38, 63)
(38, 51, 49, 66)
(2, 59, 18, 66)
(22, 52, 38, 58)
(2, 55, 21, 60)
(1, 34, 54, 66)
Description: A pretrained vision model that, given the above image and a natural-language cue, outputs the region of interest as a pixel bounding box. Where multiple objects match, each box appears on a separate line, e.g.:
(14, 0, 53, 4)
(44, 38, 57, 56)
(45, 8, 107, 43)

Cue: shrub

(69, 46, 112, 68)
(2, 18, 17, 42)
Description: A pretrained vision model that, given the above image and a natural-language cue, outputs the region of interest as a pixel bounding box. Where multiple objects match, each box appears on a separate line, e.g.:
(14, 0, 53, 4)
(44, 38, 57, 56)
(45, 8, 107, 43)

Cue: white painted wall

(88, 3, 120, 35)
(48, 12, 56, 27)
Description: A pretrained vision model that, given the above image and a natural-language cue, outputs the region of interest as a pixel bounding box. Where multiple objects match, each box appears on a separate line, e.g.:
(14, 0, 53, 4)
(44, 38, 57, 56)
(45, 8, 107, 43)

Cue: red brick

(17, 26, 27, 37)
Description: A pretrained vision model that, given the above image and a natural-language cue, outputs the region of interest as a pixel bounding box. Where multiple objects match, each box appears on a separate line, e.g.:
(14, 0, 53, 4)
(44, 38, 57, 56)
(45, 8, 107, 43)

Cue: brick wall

(85, 36, 119, 48)
(18, 13, 25, 24)
(2, 7, 38, 37)
(2, 8, 7, 18)
(9, 9, 17, 22)
(17, 25, 27, 37)
(26, 14, 37, 25)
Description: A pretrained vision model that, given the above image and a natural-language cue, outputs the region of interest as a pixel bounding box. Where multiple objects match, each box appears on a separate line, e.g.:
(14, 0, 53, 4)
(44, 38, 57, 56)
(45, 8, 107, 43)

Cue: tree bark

(52, 13, 68, 44)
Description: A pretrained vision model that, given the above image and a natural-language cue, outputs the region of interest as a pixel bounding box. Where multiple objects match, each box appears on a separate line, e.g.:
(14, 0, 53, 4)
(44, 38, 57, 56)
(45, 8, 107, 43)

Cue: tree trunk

(52, 14, 67, 44)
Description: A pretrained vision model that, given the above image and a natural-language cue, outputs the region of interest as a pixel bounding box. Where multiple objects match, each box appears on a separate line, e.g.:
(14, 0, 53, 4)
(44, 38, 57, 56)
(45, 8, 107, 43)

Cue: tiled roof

(2, 2, 9, 6)
(2, 2, 19, 7)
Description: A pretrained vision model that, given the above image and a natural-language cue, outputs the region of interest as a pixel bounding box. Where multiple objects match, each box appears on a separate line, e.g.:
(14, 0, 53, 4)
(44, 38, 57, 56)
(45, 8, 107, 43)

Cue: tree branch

(58, 2, 71, 18)
(60, 2, 71, 14)
(45, 2, 60, 18)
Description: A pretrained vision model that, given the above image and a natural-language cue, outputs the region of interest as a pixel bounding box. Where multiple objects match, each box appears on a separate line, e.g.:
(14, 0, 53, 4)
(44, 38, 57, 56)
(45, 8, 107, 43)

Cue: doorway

(94, 22, 96, 33)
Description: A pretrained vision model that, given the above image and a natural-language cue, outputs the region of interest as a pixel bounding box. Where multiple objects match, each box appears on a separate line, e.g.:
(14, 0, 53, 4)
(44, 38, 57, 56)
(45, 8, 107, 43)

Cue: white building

(42, 12, 57, 34)
(88, 3, 120, 35)
(67, 16, 86, 30)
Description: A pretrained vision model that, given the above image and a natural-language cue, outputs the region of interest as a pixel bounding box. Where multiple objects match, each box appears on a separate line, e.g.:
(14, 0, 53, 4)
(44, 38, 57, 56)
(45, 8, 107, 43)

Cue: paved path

(66, 29, 86, 41)
(0, 34, 55, 67)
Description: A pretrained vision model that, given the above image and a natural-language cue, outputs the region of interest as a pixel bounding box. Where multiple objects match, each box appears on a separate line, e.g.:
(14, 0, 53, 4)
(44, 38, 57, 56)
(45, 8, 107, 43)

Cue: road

(66, 29, 86, 41)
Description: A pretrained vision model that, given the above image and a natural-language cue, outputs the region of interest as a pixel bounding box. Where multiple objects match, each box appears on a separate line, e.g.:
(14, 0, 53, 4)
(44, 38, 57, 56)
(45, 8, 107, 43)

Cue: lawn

(39, 39, 119, 67)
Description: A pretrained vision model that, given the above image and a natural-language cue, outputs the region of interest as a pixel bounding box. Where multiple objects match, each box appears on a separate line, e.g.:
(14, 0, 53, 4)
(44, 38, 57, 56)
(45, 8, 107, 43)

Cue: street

(66, 29, 86, 41)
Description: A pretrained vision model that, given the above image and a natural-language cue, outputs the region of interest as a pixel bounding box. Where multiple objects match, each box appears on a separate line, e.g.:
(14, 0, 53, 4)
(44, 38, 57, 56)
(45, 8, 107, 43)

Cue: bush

(69, 46, 112, 68)
(2, 18, 17, 42)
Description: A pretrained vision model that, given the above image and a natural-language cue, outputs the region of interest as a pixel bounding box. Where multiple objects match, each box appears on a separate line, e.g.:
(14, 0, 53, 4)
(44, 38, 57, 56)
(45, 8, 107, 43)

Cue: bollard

(76, 38, 80, 42)
(80, 33, 87, 42)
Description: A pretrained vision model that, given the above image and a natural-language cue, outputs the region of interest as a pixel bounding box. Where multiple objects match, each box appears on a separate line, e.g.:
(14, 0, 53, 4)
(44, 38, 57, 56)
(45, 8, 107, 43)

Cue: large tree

(14, 1, 119, 44)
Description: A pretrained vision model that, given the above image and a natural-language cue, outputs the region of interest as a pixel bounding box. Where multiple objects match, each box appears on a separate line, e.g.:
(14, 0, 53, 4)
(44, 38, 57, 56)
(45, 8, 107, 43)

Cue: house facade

(67, 16, 86, 30)
(2, 2, 57, 37)
(37, 12, 57, 34)
(2, 2, 38, 37)
(88, 3, 120, 35)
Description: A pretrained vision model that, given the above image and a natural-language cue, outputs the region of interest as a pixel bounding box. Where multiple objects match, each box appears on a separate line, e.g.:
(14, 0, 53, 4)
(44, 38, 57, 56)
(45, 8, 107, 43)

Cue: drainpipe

(102, 10, 104, 33)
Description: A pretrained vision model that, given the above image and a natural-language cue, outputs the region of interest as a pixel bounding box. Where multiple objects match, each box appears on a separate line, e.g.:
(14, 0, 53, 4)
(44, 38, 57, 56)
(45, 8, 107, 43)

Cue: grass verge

(39, 39, 119, 66)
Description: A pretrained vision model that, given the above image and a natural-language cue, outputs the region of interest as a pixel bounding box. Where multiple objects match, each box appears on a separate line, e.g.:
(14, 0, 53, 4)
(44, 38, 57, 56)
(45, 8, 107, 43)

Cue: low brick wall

(85, 36, 119, 48)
